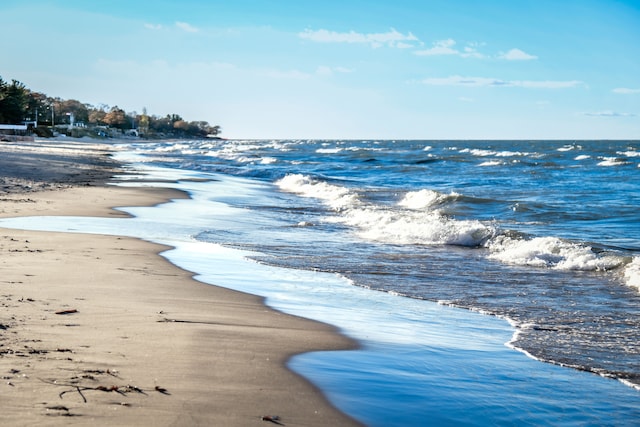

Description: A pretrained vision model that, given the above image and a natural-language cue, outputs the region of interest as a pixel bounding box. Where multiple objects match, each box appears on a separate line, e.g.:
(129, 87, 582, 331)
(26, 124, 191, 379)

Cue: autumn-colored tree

(1, 75, 222, 137)
(138, 107, 150, 135)
(103, 106, 128, 129)
(88, 108, 107, 125)
(58, 99, 89, 124)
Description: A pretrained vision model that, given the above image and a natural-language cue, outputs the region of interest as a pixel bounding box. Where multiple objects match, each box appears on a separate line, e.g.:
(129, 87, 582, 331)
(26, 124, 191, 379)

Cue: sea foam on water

(487, 235, 626, 271)
(624, 257, 640, 290)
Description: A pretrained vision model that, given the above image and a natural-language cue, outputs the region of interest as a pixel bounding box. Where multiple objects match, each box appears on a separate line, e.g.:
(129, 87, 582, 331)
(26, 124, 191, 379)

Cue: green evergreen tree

(0, 77, 29, 124)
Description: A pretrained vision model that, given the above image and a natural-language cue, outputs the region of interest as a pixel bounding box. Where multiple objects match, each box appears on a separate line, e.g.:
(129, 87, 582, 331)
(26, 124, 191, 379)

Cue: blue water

(1, 139, 639, 425)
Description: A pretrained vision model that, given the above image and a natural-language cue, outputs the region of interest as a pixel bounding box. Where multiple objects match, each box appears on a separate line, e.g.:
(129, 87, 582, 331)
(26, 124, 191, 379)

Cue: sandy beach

(0, 140, 360, 426)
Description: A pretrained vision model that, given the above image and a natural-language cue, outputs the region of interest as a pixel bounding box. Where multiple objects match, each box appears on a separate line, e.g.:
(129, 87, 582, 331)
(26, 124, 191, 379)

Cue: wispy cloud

(498, 48, 538, 60)
(582, 111, 637, 117)
(414, 39, 458, 56)
(414, 39, 484, 58)
(176, 21, 199, 33)
(420, 75, 582, 89)
(298, 28, 419, 48)
(414, 41, 537, 60)
(613, 88, 640, 94)
(462, 46, 485, 59)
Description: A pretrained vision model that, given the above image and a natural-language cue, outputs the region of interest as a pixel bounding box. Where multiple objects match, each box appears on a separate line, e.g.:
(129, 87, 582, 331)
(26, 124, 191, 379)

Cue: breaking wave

(276, 174, 495, 246)
(276, 173, 634, 281)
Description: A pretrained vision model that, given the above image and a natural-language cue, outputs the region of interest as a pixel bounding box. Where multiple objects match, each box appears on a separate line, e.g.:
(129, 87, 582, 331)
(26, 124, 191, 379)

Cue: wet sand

(0, 139, 360, 426)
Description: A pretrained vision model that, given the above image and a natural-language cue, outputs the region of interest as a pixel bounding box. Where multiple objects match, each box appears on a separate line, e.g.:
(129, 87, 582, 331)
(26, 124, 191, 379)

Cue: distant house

(0, 124, 34, 141)
(0, 124, 29, 134)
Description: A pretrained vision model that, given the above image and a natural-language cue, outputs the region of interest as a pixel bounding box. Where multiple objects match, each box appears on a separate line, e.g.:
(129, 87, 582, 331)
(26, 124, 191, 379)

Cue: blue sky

(1, 0, 639, 139)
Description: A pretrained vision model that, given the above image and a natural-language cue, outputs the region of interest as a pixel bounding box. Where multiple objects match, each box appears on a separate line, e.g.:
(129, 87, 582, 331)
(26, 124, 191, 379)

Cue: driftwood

(54, 309, 78, 315)
(261, 415, 285, 425)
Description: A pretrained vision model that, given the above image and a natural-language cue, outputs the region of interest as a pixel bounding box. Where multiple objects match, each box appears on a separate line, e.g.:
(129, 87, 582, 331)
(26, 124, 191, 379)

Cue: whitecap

(495, 151, 528, 157)
(335, 207, 495, 247)
(277, 175, 494, 247)
(316, 147, 343, 154)
(260, 157, 278, 165)
(460, 148, 496, 156)
(557, 144, 582, 152)
(276, 174, 359, 210)
(478, 160, 504, 167)
(619, 150, 640, 157)
(398, 189, 458, 210)
(487, 236, 625, 271)
(597, 157, 630, 166)
(623, 257, 640, 290)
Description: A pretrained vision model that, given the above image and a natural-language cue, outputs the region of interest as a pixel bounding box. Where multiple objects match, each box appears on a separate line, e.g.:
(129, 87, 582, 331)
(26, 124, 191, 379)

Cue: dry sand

(0, 140, 361, 426)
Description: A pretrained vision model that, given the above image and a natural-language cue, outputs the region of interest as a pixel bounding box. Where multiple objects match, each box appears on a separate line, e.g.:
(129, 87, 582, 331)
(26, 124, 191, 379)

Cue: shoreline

(0, 141, 361, 426)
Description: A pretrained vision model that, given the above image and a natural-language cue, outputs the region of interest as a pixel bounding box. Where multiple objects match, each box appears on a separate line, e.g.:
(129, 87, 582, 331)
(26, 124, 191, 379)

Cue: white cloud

(176, 21, 199, 33)
(144, 23, 163, 30)
(461, 46, 484, 58)
(582, 111, 637, 117)
(414, 39, 458, 56)
(613, 88, 640, 94)
(517, 80, 581, 88)
(414, 39, 485, 58)
(298, 28, 419, 48)
(420, 75, 582, 88)
(499, 48, 538, 60)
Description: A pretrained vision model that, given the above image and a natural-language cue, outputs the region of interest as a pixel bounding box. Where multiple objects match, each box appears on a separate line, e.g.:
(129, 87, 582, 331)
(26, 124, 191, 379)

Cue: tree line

(0, 76, 221, 138)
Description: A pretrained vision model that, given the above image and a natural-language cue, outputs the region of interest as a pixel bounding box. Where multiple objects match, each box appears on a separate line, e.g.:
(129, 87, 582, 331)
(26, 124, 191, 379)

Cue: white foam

(619, 150, 640, 157)
(575, 154, 591, 160)
(316, 147, 343, 154)
(597, 157, 630, 166)
(496, 151, 528, 157)
(459, 148, 495, 156)
(153, 143, 191, 153)
(397, 189, 459, 210)
(558, 144, 582, 152)
(340, 207, 494, 246)
(478, 160, 504, 167)
(260, 157, 278, 165)
(277, 175, 494, 246)
(487, 236, 625, 271)
(623, 257, 640, 290)
(277, 174, 632, 275)
(276, 174, 359, 210)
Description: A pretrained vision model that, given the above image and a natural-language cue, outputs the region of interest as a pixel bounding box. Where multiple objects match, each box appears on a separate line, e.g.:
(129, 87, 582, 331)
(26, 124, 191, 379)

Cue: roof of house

(0, 124, 28, 130)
